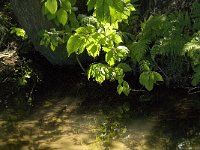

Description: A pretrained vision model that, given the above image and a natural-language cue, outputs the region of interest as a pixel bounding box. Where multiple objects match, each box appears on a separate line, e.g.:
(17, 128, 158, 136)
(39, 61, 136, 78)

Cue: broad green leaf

(96, 0, 110, 22)
(139, 60, 151, 72)
(88, 63, 109, 84)
(67, 35, 85, 56)
(106, 51, 115, 66)
(47, 13, 56, 20)
(42, 4, 49, 15)
(87, 0, 97, 11)
(117, 84, 123, 95)
(149, 72, 155, 84)
(50, 43, 56, 51)
(139, 71, 163, 91)
(139, 72, 153, 91)
(117, 63, 132, 72)
(10, 27, 27, 39)
(109, 6, 124, 23)
(87, 0, 134, 24)
(46, 0, 57, 14)
(69, 12, 79, 28)
(139, 72, 156, 91)
(102, 47, 111, 52)
(153, 72, 164, 82)
(87, 44, 100, 57)
(114, 34, 123, 44)
(96, 74, 105, 84)
(75, 27, 88, 34)
(69, 0, 76, 6)
(75, 25, 96, 34)
(118, 78, 123, 84)
(139, 72, 148, 86)
(56, 8, 68, 26)
(109, 0, 124, 13)
(61, 0, 71, 12)
(145, 79, 154, 91)
(142, 63, 150, 72)
(122, 81, 130, 96)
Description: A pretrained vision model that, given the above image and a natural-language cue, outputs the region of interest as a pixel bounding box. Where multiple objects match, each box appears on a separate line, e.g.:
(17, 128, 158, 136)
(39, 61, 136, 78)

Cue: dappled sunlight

(0, 96, 102, 150)
(1, 88, 200, 150)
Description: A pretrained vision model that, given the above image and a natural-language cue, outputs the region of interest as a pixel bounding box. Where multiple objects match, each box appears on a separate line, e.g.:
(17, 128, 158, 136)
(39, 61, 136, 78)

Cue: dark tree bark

(10, 0, 77, 65)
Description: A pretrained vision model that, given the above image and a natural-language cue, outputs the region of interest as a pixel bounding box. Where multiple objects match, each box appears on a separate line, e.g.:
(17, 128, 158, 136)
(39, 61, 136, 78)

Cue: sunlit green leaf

(61, 0, 71, 12)
(139, 72, 154, 91)
(75, 25, 96, 34)
(102, 47, 111, 52)
(106, 51, 115, 66)
(153, 72, 164, 82)
(46, 0, 57, 14)
(56, 8, 68, 26)
(145, 79, 154, 91)
(114, 34, 123, 44)
(96, 0, 110, 23)
(67, 35, 85, 56)
(117, 84, 123, 95)
(87, 0, 97, 11)
(122, 81, 130, 96)
(87, 44, 101, 57)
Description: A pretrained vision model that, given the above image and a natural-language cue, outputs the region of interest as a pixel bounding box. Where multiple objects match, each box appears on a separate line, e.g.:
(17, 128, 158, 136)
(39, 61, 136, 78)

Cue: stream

(0, 75, 200, 150)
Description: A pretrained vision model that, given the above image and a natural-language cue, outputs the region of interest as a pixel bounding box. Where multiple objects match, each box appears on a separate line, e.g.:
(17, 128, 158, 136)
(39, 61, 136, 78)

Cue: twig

(76, 54, 86, 73)
(188, 87, 200, 95)
(131, 88, 146, 92)
(152, 59, 169, 82)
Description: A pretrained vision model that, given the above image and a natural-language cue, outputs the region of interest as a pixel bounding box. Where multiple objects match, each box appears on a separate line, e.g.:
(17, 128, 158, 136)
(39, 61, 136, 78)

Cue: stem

(76, 54, 86, 73)
(152, 59, 169, 81)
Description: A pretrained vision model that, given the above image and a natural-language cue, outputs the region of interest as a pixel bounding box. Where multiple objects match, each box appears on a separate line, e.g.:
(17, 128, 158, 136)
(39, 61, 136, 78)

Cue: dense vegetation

(1, 0, 200, 104)
(37, 0, 200, 95)
(1, 1, 200, 149)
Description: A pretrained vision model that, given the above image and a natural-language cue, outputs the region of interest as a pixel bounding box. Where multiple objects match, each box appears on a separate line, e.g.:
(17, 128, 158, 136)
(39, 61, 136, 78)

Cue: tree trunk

(10, 0, 77, 65)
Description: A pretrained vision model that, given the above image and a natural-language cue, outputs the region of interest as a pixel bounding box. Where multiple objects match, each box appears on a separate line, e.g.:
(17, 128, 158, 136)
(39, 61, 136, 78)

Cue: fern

(183, 31, 200, 85)
(191, 1, 200, 31)
(191, 65, 200, 86)
(129, 2, 200, 87)
(184, 31, 200, 65)
(130, 12, 191, 62)
(129, 11, 193, 89)
(151, 12, 190, 58)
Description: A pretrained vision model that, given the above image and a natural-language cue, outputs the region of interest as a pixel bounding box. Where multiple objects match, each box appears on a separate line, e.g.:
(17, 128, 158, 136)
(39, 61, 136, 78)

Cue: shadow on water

(0, 66, 200, 150)
(144, 90, 200, 150)
(76, 84, 200, 149)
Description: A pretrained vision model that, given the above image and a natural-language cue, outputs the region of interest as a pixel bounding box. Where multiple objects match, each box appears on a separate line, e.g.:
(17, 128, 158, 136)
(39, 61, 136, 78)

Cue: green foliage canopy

(39, 0, 200, 94)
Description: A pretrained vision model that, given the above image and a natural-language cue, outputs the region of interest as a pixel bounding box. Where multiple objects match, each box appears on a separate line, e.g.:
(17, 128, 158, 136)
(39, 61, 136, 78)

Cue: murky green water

(0, 87, 200, 150)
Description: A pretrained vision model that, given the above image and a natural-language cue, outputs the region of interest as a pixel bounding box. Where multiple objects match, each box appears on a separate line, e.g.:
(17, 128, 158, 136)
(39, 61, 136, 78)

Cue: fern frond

(129, 39, 150, 62)
(140, 14, 167, 40)
(191, 2, 200, 31)
(192, 65, 200, 86)
(183, 31, 200, 66)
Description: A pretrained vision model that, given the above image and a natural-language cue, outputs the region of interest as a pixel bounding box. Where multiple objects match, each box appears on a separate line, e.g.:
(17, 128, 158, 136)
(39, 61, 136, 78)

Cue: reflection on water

(139, 89, 200, 150)
(0, 88, 200, 150)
